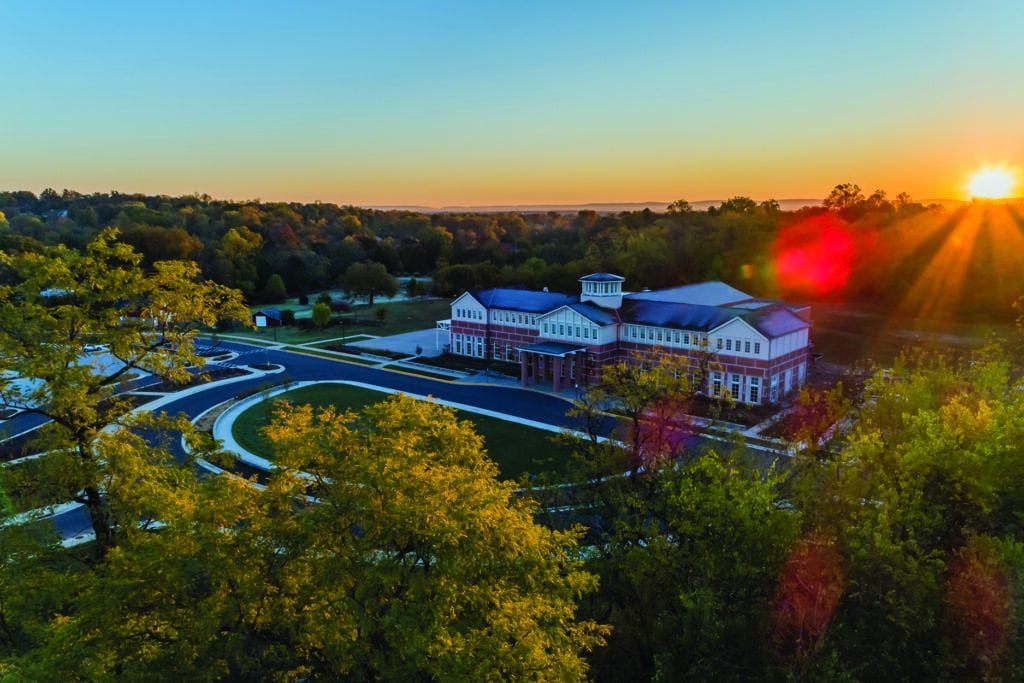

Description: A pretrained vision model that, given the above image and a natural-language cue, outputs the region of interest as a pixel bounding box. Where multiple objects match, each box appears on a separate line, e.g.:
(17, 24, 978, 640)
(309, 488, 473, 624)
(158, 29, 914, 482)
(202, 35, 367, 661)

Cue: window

(674, 331, 681, 344)
(711, 372, 723, 397)
(454, 334, 462, 354)
(576, 325, 581, 337)
(744, 341, 751, 354)
(559, 324, 565, 335)
(749, 377, 761, 403)
(656, 329, 663, 342)
(683, 333, 690, 346)
(730, 374, 742, 401)
(798, 362, 806, 385)
(543, 322, 549, 334)
(717, 337, 723, 350)
(753, 342, 760, 355)
(725, 339, 732, 351)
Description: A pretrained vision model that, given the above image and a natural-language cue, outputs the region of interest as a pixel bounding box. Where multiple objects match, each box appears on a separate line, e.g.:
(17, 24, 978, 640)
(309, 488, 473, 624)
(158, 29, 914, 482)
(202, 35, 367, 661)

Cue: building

(447, 274, 810, 404)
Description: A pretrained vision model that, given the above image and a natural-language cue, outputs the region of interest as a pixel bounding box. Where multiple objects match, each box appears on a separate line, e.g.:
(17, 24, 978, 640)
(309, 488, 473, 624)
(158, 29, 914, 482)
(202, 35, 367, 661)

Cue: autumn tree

(0, 229, 249, 558)
(3, 395, 608, 679)
(571, 346, 723, 475)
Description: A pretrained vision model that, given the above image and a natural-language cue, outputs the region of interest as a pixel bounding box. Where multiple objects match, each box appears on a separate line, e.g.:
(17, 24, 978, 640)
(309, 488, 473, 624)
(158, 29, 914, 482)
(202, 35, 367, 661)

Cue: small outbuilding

(252, 309, 283, 328)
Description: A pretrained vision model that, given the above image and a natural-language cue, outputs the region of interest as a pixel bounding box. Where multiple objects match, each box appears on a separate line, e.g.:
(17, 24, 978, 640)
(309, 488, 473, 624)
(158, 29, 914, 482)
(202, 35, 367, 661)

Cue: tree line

(2, 186, 1021, 322)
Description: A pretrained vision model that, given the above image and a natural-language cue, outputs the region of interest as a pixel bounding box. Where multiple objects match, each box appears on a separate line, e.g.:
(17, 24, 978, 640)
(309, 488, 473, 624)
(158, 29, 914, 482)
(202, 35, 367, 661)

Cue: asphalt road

(13, 340, 773, 543)
(8, 340, 604, 542)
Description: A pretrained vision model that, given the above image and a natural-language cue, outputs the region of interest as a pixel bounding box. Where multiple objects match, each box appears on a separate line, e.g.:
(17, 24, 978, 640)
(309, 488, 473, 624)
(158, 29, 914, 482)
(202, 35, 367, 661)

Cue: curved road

(10, 340, 598, 541)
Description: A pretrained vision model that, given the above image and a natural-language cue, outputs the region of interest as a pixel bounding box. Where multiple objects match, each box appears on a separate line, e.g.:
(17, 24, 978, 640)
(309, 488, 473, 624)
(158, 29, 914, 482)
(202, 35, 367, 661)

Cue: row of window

(452, 333, 484, 358)
(584, 281, 620, 295)
(626, 325, 708, 349)
(454, 307, 483, 321)
(542, 320, 599, 340)
(493, 310, 538, 326)
(709, 373, 763, 403)
(716, 337, 761, 356)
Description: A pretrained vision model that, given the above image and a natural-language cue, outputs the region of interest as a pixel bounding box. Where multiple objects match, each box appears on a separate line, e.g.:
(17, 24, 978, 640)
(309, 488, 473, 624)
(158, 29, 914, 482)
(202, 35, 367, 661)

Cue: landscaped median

(225, 381, 577, 482)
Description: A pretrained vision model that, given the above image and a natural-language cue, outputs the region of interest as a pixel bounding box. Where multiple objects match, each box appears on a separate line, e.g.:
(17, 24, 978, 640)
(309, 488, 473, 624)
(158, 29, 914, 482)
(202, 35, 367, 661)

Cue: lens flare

(772, 214, 858, 298)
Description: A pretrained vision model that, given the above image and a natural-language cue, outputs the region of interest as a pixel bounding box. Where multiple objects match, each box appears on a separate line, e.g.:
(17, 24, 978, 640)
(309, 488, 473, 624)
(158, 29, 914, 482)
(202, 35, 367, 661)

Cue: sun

(966, 165, 1018, 199)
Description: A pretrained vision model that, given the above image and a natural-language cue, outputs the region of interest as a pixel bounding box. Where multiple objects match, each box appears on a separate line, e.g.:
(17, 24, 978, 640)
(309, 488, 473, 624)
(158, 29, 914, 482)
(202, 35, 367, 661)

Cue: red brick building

(447, 273, 810, 403)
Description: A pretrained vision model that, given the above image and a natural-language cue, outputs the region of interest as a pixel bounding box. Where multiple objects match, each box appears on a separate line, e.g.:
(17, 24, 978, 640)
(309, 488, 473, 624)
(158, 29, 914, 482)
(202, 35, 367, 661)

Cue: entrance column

(553, 356, 563, 393)
(533, 355, 541, 382)
(520, 353, 528, 387)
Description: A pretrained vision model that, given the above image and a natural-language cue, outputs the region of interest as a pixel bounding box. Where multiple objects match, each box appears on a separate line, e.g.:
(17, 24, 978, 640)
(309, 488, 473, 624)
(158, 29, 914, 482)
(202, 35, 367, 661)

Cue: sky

(2, 1, 1022, 207)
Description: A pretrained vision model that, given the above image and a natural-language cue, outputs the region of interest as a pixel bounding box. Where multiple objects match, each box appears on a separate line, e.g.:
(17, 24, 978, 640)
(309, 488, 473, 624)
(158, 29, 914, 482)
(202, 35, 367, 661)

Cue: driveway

(351, 327, 448, 358)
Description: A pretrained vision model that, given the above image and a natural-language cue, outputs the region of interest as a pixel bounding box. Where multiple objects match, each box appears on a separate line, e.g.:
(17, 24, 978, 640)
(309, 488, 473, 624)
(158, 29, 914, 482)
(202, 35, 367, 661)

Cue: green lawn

(228, 299, 453, 345)
(231, 383, 574, 481)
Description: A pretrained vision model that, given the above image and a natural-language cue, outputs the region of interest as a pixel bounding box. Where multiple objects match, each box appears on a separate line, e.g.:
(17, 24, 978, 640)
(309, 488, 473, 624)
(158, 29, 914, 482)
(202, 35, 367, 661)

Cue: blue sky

(2, 1, 1021, 205)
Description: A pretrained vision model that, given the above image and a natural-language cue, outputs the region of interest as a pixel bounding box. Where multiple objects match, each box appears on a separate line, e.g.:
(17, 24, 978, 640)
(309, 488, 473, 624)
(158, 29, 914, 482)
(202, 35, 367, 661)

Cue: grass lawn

(231, 383, 574, 481)
(227, 299, 453, 346)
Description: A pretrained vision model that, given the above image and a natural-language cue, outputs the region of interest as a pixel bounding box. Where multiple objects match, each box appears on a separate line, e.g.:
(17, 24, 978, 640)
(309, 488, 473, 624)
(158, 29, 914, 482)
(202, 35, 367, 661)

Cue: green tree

(666, 198, 692, 214)
(787, 350, 1024, 680)
(259, 273, 287, 303)
(823, 183, 864, 212)
(340, 261, 398, 305)
(0, 229, 249, 558)
(584, 452, 799, 681)
(311, 301, 331, 329)
(404, 276, 423, 298)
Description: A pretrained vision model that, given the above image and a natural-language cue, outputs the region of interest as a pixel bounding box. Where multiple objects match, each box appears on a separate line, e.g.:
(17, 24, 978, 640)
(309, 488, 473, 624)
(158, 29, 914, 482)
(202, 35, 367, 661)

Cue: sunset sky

(3, 1, 1021, 207)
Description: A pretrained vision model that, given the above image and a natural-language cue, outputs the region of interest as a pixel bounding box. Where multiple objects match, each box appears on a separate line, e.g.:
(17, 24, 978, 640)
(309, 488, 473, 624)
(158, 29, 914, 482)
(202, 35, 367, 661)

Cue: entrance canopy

(516, 341, 587, 357)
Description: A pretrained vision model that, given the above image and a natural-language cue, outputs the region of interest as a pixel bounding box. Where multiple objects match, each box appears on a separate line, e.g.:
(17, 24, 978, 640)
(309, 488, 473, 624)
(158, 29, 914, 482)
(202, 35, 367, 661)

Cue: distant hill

(369, 199, 823, 214)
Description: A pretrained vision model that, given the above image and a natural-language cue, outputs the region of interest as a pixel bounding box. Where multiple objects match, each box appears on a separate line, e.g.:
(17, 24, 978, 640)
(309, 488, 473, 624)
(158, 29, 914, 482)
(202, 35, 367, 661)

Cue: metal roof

(625, 281, 752, 306)
(467, 288, 578, 313)
(579, 272, 625, 282)
(620, 300, 735, 332)
(620, 300, 808, 339)
(565, 302, 618, 325)
(742, 306, 809, 338)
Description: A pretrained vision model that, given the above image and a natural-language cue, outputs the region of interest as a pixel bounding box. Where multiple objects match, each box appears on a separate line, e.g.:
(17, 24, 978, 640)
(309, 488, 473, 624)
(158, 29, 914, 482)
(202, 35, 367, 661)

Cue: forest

(3, 191, 1024, 679)
(2, 185, 1023, 325)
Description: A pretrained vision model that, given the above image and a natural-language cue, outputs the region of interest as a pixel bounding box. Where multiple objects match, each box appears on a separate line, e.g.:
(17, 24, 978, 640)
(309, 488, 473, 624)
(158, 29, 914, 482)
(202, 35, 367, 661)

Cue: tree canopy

(0, 229, 249, 557)
(0, 395, 607, 679)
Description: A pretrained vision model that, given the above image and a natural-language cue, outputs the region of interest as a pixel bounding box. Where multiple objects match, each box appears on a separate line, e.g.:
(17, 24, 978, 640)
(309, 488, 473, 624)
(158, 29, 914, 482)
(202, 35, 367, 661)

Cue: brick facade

(449, 277, 811, 404)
